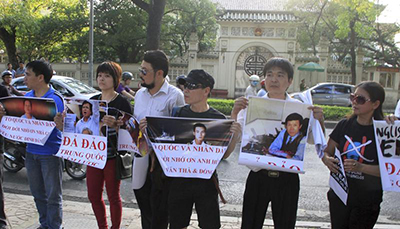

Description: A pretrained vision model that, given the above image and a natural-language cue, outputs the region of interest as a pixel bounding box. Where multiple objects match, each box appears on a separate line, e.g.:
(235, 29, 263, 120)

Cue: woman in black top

(322, 81, 385, 229)
(87, 61, 132, 229)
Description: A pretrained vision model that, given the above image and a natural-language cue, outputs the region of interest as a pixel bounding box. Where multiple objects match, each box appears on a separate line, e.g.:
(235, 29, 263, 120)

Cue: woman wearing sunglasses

(322, 81, 385, 228)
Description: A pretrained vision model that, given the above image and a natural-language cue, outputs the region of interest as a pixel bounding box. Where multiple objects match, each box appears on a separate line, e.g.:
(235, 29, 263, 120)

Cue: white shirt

(237, 93, 302, 172)
(132, 80, 184, 189)
(395, 100, 400, 117)
(245, 85, 258, 98)
(75, 101, 100, 135)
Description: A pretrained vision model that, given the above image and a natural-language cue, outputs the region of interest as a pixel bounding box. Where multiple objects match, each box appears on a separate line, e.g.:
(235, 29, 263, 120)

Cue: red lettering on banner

(197, 158, 210, 164)
(268, 162, 277, 166)
(386, 162, 396, 175)
(63, 136, 78, 147)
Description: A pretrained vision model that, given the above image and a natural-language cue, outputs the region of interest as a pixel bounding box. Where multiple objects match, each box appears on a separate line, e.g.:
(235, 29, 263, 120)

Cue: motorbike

(3, 139, 87, 180)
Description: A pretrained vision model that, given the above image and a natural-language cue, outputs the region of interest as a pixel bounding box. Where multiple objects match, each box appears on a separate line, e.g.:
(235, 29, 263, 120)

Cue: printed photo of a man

(21, 99, 36, 119)
(190, 123, 209, 146)
(267, 112, 305, 160)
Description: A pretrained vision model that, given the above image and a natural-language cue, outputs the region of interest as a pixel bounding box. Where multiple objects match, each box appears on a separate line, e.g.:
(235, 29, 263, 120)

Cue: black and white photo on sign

(239, 96, 311, 173)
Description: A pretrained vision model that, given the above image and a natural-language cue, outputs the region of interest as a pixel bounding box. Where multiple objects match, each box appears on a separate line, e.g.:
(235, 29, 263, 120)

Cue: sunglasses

(138, 68, 154, 76)
(350, 93, 371, 105)
(183, 82, 203, 90)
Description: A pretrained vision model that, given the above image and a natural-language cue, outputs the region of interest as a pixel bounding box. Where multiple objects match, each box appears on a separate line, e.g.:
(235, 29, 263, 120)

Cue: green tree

(0, 0, 87, 65)
(131, 0, 167, 51)
(94, 0, 147, 63)
(161, 0, 218, 57)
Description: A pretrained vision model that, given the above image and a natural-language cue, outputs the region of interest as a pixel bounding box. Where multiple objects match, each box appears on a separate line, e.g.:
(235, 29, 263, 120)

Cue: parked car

(11, 75, 100, 101)
(290, 83, 355, 107)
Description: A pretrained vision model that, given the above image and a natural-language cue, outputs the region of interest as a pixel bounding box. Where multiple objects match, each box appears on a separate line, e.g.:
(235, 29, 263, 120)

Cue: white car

(12, 75, 100, 101)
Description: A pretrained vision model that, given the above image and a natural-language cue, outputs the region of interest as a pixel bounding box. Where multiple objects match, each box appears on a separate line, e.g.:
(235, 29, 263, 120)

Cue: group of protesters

(0, 50, 392, 229)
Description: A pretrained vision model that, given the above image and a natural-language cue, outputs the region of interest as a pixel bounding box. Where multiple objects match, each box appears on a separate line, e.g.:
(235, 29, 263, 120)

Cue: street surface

(4, 129, 400, 225)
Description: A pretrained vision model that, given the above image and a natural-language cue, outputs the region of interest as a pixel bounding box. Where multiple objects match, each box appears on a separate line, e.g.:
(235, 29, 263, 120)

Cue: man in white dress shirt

(132, 50, 184, 229)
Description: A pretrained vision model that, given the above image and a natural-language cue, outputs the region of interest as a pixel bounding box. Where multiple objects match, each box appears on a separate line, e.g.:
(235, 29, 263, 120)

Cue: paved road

(4, 129, 400, 225)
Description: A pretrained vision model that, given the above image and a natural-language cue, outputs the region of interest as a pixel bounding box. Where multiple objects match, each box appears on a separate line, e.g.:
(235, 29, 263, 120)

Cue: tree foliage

(0, 0, 88, 65)
(288, 0, 400, 84)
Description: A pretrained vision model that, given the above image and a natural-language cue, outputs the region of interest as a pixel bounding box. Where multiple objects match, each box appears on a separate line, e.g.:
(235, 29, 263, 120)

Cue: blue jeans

(26, 152, 63, 229)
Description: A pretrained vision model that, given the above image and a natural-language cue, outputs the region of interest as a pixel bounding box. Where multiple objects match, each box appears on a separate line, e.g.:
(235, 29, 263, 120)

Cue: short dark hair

(96, 61, 122, 90)
(193, 123, 207, 132)
(285, 113, 303, 125)
(81, 100, 93, 115)
(263, 57, 294, 80)
(26, 60, 53, 84)
(143, 50, 169, 78)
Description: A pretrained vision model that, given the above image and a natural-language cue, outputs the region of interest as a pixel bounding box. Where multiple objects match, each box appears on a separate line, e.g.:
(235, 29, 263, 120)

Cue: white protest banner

(55, 99, 108, 169)
(57, 132, 107, 169)
(329, 148, 348, 204)
(373, 120, 400, 192)
(238, 97, 311, 173)
(0, 96, 57, 145)
(146, 116, 233, 179)
(117, 113, 149, 156)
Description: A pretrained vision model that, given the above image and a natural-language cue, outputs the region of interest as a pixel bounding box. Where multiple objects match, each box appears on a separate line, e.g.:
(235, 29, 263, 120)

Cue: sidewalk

(5, 192, 400, 229)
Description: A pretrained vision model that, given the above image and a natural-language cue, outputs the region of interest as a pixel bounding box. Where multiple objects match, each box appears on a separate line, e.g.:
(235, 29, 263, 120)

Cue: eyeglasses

(183, 82, 203, 90)
(350, 93, 371, 105)
(138, 68, 154, 76)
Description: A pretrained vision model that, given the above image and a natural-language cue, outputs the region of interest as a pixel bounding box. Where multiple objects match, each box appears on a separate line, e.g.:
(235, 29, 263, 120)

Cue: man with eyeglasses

(133, 50, 184, 229)
(168, 69, 241, 229)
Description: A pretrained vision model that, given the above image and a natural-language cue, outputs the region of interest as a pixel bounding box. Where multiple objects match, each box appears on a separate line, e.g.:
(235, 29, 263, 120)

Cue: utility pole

(88, 0, 94, 87)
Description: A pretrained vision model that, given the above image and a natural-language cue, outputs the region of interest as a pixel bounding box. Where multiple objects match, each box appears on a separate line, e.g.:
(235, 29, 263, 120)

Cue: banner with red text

(55, 99, 108, 169)
(118, 113, 149, 156)
(0, 97, 57, 145)
(373, 120, 400, 192)
(146, 116, 233, 179)
(238, 97, 311, 173)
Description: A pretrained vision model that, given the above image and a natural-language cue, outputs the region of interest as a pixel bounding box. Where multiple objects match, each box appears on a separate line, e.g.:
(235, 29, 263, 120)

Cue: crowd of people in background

(0, 52, 394, 229)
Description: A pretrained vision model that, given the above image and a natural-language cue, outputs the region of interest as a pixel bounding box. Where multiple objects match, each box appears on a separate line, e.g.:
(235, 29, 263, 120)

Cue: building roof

(212, 0, 289, 12)
(212, 0, 295, 22)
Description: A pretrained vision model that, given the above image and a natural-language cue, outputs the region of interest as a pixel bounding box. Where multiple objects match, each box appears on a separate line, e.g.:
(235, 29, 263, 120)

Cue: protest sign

(146, 116, 233, 179)
(117, 113, 149, 156)
(0, 96, 57, 145)
(55, 99, 108, 169)
(238, 97, 311, 173)
(329, 148, 348, 204)
(373, 120, 400, 192)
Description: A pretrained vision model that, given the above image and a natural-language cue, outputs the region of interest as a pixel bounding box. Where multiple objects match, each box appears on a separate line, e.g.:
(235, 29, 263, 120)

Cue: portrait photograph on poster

(0, 96, 57, 145)
(146, 116, 234, 179)
(239, 96, 311, 173)
(0, 96, 57, 121)
(117, 112, 149, 156)
(55, 99, 108, 169)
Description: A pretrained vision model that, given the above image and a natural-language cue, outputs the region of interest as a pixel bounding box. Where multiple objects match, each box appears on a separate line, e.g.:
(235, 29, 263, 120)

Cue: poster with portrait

(146, 116, 233, 179)
(55, 99, 108, 169)
(238, 96, 311, 173)
(0, 96, 57, 145)
(373, 120, 400, 192)
(330, 148, 348, 204)
(117, 113, 149, 156)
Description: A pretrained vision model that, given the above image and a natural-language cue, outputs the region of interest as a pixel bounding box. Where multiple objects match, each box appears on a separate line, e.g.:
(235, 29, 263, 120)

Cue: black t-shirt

(330, 116, 382, 206)
(91, 94, 133, 159)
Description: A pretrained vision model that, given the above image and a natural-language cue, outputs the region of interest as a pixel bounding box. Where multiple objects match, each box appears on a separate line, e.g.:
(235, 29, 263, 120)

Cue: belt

(259, 169, 279, 178)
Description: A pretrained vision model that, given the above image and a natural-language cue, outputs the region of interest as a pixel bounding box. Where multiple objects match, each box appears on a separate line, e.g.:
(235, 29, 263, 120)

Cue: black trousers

(133, 157, 169, 229)
(328, 190, 380, 229)
(0, 136, 7, 227)
(241, 170, 299, 229)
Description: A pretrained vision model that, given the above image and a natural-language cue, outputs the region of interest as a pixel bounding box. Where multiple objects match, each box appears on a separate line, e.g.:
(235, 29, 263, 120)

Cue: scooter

(3, 139, 87, 180)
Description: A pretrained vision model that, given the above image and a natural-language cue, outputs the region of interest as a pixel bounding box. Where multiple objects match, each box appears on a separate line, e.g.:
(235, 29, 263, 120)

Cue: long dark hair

(351, 81, 385, 120)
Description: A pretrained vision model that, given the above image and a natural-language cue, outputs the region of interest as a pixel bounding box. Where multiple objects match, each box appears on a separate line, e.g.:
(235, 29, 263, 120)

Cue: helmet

(122, 71, 133, 81)
(1, 70, 12, 78)
(249, 75, 260, 81)
(176, 75, 185, 84)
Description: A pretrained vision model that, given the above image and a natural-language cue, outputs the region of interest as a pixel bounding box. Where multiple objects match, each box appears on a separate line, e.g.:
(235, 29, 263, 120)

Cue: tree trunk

(145, 0, 166, 50)
(0, 27, 18, 69)
(350, 20, 357, 85)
